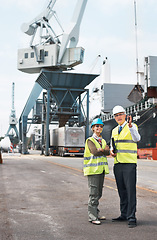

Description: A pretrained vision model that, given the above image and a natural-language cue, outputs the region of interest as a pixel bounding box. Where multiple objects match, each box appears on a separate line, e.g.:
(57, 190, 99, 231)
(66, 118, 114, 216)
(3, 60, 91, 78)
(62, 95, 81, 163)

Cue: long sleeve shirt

(88, 140, 110, 156)
(129, 123, 141, 142)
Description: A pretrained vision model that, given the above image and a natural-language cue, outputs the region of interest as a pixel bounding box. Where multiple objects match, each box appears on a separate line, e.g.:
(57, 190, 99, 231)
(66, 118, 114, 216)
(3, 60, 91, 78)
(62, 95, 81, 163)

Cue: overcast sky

(0, 0, 157, 136)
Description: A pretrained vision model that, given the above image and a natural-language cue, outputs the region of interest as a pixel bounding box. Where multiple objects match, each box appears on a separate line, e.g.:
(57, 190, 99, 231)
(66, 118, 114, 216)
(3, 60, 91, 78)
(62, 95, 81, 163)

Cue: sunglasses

(115, 113, 124, 118)
(95, 125, 103, 128)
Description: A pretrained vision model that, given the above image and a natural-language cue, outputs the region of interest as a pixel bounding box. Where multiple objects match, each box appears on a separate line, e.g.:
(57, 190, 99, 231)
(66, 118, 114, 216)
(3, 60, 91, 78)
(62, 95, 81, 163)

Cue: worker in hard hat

(110, 105, 141, 228)
(83, 118, 110, 225)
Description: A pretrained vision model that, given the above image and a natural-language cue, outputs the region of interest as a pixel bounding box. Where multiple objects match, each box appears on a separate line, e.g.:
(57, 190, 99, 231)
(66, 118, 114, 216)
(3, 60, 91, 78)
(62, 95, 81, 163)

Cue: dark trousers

(113, 163, 137, 221)
(87, 171, 105, 221)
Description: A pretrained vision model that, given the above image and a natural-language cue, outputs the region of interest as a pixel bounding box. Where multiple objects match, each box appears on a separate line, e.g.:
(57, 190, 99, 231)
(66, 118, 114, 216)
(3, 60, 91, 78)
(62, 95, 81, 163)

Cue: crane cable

(89, 55, 101, 73)
(134, 0, 139, 85)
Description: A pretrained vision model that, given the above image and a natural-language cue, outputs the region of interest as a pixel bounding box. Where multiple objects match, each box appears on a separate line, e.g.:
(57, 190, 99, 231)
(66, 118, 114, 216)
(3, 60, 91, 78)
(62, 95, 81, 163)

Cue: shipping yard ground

(0, 151, 157, 240)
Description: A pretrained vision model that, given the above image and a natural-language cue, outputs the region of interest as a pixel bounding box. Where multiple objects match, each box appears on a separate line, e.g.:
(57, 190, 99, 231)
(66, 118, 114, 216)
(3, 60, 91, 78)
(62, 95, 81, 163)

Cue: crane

(6, 82, 19, 138)
(21, 0, 60, 46)
(18, 0, 95, 155)
(18, 0, 88, 74)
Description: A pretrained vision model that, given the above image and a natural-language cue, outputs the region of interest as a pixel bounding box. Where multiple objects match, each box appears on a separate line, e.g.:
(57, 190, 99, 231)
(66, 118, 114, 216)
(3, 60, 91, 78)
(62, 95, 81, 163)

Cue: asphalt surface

(0, 152, 157, 240)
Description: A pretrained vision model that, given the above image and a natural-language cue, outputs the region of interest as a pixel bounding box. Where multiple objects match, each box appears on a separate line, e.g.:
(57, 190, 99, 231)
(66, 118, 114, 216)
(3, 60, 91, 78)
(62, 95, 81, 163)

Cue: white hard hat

(112, 105, 126, 115)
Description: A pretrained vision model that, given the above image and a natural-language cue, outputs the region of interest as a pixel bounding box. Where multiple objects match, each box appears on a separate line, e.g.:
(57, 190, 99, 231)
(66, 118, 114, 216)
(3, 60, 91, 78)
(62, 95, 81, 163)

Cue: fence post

(0, 151, 3, 164)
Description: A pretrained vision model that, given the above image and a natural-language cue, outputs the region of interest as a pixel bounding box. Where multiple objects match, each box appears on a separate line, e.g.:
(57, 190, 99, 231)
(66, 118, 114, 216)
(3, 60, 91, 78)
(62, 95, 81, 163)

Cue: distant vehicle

(49, 126, 85, 157)
(0, 136, 13, 152)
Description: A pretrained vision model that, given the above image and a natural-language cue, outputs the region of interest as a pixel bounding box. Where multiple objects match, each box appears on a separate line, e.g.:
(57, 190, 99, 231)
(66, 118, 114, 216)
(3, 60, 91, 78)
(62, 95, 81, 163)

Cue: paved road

(30, 152, 157, 192)
(0, 152, 157, 240)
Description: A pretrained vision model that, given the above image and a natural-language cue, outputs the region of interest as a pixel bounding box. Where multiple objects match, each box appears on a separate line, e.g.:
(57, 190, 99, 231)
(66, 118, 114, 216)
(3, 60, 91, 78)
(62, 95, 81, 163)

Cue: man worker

(110, 105, 141, 228)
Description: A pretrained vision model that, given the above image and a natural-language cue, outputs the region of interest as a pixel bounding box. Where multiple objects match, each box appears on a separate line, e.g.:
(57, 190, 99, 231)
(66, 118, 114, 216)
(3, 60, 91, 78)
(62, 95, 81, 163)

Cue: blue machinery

(17, 0, 99, 154)
(19, 70, 98, 154)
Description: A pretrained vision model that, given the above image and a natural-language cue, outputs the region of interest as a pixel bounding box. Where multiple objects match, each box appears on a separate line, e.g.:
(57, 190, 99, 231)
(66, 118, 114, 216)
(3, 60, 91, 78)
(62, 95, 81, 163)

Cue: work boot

(112, 216, 127, 222)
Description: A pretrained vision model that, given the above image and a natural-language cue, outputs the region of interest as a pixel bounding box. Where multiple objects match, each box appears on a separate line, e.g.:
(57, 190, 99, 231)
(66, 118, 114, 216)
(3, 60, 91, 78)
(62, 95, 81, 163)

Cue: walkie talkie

(127, 116, 130, 123)
(112, 137, 117, 153)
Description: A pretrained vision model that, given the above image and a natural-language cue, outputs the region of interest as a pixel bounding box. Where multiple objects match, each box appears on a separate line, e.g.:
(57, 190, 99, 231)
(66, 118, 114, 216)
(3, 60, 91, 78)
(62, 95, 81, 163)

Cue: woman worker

(83, 118, 110, 225)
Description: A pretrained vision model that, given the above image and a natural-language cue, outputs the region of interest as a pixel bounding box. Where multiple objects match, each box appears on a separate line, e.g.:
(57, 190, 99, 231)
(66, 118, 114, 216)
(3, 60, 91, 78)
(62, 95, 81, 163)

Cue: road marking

(105, 185, 117, 191)
(46, 160, 83, 173)
(44, 159, 157, 194)
(136, 186, 157, 194)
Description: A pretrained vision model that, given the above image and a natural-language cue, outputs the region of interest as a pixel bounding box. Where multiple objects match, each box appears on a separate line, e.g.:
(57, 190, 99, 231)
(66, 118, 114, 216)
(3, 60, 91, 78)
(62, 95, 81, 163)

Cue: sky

(0, 0, 157, 137)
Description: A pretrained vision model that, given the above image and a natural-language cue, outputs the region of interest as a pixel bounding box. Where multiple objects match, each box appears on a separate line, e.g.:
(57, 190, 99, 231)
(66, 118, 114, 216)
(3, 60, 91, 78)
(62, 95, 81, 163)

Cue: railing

(126, 100, 152, 115)
(99, 99, 153, 122)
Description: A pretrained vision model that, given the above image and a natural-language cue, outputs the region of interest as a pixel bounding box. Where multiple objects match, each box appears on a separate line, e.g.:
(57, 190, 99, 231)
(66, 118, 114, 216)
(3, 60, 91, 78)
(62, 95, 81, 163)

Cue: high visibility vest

(83, 137, 109, 176)
(112, 123, 138, 164)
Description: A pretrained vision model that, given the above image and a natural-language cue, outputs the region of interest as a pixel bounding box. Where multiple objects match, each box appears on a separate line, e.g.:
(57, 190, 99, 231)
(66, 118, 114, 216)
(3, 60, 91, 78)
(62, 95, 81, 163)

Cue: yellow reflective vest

(83, 137, 109, 176)
(112, 123, 138, 164)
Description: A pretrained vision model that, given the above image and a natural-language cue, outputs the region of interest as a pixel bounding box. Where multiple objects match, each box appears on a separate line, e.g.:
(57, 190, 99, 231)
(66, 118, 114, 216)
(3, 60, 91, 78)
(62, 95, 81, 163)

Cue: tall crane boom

(58, 0, 88, 63)
(21, 0, 57, 34)
(12, 82, 15, 110)
(21, 0, 59, 45)
(18, 0, 88, 74)
(5, 82, 19, 138)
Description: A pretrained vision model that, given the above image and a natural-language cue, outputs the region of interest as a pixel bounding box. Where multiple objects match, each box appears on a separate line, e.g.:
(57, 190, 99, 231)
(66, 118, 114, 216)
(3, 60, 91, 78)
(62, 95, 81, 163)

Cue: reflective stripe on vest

(117, 150, 137, 154)
(112, 124, 138, 164)
(115, 140, 136, 143)
(83, 137, 109, 176)
(84, 157, 109, 167)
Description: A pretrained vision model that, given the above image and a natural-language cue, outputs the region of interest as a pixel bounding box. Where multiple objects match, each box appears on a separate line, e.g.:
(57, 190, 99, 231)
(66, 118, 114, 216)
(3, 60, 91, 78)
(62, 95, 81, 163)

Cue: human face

(92, 124, 103, 136)
(114, 112, 126, 125)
